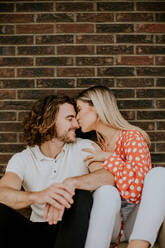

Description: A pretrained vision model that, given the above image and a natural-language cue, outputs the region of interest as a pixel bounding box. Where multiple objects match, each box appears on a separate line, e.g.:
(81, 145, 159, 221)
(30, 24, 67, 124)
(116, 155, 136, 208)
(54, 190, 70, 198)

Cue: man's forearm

(64, 168, 115, 191)
(0, 186, 33, 210)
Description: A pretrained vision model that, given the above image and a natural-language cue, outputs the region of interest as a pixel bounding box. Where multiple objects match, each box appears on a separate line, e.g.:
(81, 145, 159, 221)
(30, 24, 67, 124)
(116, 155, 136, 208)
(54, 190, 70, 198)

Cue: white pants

(85, 167, 165, 248)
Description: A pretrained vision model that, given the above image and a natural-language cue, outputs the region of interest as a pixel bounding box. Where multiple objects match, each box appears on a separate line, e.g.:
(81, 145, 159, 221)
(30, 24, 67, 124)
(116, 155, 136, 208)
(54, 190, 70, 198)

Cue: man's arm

(0, 172, 74, 210)
(0, 172, 33, 209)
(63, 168, 115, 191)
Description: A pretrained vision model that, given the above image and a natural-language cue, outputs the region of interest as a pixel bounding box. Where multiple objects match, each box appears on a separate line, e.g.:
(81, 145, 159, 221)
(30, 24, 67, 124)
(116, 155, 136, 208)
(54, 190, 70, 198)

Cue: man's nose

(72, 118, 79, 128)
(76, 112, 79, 121)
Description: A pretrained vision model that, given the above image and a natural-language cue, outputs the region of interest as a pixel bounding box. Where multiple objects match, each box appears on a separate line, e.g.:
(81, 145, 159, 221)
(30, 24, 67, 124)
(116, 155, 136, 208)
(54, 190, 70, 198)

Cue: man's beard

(56, 129, 76, 144)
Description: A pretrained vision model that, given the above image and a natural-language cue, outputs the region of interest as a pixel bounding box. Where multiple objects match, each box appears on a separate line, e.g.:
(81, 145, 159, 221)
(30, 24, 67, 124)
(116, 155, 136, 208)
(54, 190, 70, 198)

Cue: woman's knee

(145, 167, 165, 186)
(93, 185, 121, 209)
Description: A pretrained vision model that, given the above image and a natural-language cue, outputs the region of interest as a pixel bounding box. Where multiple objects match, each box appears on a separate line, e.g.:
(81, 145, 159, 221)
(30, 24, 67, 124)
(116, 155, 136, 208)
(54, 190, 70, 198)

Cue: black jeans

(0, 190, 93, 248)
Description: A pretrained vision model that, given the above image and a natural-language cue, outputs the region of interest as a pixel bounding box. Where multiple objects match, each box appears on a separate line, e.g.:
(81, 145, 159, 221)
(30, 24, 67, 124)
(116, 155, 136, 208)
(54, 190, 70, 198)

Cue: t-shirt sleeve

(6, 153, 26, 181)
(104, 131, 152, 204)
(78, 139, 98, 170)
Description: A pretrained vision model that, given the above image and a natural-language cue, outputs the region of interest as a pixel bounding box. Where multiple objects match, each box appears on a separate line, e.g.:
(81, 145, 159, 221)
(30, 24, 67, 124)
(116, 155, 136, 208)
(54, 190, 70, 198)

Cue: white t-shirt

(6, 138, 94, 222)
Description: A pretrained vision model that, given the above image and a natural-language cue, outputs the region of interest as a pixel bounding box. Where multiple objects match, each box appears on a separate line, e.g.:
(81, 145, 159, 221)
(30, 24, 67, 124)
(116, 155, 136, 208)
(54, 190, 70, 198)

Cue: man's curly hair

(23, 95, 74, 147)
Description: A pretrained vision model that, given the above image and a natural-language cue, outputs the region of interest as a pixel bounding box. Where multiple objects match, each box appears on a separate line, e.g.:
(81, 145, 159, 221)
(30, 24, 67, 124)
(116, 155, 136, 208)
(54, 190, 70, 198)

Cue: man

(0, 95, 114, 248)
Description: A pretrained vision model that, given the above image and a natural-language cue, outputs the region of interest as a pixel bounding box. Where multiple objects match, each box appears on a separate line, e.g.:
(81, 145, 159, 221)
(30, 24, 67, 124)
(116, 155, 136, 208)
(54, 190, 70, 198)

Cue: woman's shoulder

(121, 129, 143, 141)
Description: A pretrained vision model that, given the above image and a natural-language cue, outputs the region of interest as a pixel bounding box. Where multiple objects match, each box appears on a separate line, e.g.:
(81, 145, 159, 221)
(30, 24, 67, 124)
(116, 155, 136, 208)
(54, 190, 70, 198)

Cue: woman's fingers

(82, 148, 94, 153)
(92, 143, 101, 150)
(43, 203, 49, 221)
(83, 155, 94, 162)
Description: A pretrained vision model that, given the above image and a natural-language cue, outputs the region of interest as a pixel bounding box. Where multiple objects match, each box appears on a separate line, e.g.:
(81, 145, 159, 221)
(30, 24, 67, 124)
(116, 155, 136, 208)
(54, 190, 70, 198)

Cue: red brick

(120, 111, 135, 120)
(76, 35, 114, 44)
(37, 79, 75, 88)
(18, 46, 55, 55)
(137, 67, 165, 76)
(0, 79, 34, 88)
(156, 56, 165, 65)
(77, 78, 114, 88)
(18, 112, 30, 121)
(17, 68, 54, 77)
(0, 133, 17, 143)
(36, 35, 73, 44)
(76, 57, 113, 66)
(37, 13, 74, 23)
(136, 2, 165, 11)
(149, 132, 165, 142)
(0, 90, 16, 100)
(137, 89, 165, 98)
(56, 2, 93, 12)
(136, 46, 165, 55)
(16, 3, 53, 12)
(116, 56, 153, 65)
(117, 35, 153, 44)
(0, 47, 15, 56)
(97, 24, 133, 33)
(156, 100, 165, 108)
(157, 78, 165, 87)
(0, 14, 34, 23)
(0, 154, 12, 164)
(156, 144, 165, 152)
(130, 121, 155, 131)
(118, 100, 153, 109)
(0, 122, 22, 132)
(56, 24, 94, 33)
(36, 57, 73, 66)
(57, 45, 94, 55)
(57, 68, 94, 77)
(0, 144, 24, 153)
(0, 112, 16, 121)
(98, 67, 134, 77)
(16, 24, 54, 34)
(97, 2, 133, 11)
(77, 13, 114, 22)
(0, 101, 34, 110)
(0, 68, 14, 77)
(136, 24, 165, 33)
(0, 25, 14, 35)
(137, 111, 165, 120)
(117, 78, 154, 88)
(157, 122, 165, 130)
(18, 90, 57, 99)
(0, 3, 14, 12)
(116, 13, 153, 22)
(56, 89, 82, 98)
(0, 36, 33, 45)
(0, 57, 33, 66)
(97, 45, 133, 55)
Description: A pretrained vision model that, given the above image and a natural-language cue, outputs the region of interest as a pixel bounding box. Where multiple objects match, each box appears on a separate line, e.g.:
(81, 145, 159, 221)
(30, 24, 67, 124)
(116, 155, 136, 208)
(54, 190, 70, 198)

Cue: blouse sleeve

(103, 131, 152, 204)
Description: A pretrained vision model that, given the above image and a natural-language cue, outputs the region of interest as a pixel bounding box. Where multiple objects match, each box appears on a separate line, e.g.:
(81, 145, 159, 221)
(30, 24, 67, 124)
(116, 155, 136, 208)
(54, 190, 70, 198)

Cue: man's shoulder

(75, 138, 95, 147)
(67, 138, 95, 152)
(9, 146, 35, 162)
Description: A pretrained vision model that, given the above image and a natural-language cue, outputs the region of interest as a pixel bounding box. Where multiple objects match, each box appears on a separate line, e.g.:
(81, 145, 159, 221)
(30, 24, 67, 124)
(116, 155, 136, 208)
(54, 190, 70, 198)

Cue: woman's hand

(43, 204, 65, 225)
(82, 143, 112, 165)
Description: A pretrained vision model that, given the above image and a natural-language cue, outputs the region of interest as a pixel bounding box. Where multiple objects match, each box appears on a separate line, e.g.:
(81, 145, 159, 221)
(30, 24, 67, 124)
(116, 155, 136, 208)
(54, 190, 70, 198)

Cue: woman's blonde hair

(77, 86, 150, 145)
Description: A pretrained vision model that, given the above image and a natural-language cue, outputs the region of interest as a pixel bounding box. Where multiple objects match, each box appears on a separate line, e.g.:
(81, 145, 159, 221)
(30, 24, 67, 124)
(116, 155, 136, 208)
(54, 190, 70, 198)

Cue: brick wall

(0, 0, 165, 176)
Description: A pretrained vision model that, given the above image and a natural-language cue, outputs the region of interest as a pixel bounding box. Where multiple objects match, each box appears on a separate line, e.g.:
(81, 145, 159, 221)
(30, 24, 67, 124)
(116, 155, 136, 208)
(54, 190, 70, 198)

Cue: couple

(0, 86, 164, 248)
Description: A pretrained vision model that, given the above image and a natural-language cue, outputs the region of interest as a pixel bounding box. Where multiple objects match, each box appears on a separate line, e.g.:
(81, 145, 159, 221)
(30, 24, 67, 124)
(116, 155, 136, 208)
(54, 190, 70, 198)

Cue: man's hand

(43, 178, 76, 225)
(31, 182, 74, 211)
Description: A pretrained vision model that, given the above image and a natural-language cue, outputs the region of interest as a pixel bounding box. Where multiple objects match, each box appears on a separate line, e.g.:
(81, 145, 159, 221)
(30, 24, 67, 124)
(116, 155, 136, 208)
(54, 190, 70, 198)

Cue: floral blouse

(103, 130, 152, 204)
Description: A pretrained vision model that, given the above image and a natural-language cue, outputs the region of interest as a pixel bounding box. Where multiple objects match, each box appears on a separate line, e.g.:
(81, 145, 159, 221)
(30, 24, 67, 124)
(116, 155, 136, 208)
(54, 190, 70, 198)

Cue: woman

(76, 86, 165, 248)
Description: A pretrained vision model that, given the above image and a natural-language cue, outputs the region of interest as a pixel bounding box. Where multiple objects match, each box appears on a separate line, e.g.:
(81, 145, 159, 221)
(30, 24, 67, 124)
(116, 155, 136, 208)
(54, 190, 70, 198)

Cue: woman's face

(76, 99, 98, 132)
